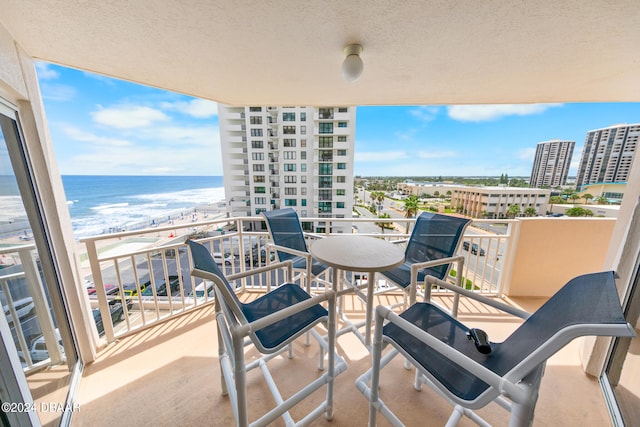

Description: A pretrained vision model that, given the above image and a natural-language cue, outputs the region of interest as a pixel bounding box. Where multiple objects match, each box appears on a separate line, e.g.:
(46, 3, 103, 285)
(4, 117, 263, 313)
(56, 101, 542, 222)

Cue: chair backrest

(406, 212, 471, 280)
(490, 271, 633, 382)
(410, 271, 634, 403)
(262, 208, 309, 261)
(187, 239, 247, 324)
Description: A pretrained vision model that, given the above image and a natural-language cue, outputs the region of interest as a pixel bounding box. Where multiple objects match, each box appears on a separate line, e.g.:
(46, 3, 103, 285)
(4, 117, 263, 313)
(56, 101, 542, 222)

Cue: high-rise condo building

(218, 105, 356, 232)
(575, 124, 640, 190)
(529, 140, 575, 188)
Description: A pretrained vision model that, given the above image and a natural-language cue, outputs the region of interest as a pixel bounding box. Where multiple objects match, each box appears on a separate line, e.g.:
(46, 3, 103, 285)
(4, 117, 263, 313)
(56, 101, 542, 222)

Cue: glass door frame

(600, 216, 640, 426)
(0, 97, 82, 426)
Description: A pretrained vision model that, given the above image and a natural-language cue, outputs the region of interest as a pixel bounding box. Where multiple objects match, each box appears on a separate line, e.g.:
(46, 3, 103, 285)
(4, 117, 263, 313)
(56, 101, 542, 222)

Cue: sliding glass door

(0, 100, 80, 426)
(602, 254, 640, 427)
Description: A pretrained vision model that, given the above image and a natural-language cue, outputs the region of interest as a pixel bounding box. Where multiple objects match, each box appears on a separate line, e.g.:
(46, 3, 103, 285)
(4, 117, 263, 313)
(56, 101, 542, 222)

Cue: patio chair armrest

(240, 290, 336, 334)
(266, 243, 311, 259)
(424, 275, 531, 320)
(375, 305, 530, 403)
(226, 260, 294, 282)
(409, 254, 465, 273)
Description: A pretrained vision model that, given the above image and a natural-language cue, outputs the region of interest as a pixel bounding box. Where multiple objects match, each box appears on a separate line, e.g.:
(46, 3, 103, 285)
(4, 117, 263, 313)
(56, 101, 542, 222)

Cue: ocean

(61, 175, 226, 238)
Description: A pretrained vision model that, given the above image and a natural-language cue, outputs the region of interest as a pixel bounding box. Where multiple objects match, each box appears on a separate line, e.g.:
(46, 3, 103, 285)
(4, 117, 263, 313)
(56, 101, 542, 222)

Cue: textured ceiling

(0, 0, 638, 106)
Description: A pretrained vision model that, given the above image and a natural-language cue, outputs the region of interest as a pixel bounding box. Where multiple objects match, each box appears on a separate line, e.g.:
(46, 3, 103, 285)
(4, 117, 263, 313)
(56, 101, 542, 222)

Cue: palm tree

(596, 195, 608, 205)
(507, 204, 521, 218)
(403, 195, 420, 234)
(568, 192, 580, 204)
(548, 195, 564, 214)
(583, 193, 594, 204)
(372, 191, 385, 214)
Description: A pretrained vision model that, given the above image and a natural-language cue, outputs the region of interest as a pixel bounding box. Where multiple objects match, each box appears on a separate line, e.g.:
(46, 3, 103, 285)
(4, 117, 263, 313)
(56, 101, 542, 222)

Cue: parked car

(18, 328, 64, 363)
(86, 283, 119, 296)
(244, 247, 274, 264)
(213, 252, 234, 265)
(114, 282, 148, 305)
(189, 281, 214, 299)
(93, 300, 131, 336)
(121, 282, 148, 298)
(3, 297, 35, 324)
(140, 275, 181, 297)
(462, 241, 485, 256)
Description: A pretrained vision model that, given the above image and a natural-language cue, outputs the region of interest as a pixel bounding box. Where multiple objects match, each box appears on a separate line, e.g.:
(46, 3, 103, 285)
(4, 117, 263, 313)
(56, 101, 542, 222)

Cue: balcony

(66, 296, 608, 425)
(5, 214, 621, 425)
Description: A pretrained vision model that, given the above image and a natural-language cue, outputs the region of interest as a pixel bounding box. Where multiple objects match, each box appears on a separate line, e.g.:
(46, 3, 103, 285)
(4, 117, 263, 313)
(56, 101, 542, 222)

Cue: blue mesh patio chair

(262, 208, 331, 293)
(356, 271, 635, 427)
(187, 239, 346, 427)
(379, 212, 471, 308)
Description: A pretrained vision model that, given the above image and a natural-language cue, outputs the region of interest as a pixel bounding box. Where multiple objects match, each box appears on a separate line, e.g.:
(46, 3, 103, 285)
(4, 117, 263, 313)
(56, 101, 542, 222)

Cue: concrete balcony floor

(71, 292, 612, 426)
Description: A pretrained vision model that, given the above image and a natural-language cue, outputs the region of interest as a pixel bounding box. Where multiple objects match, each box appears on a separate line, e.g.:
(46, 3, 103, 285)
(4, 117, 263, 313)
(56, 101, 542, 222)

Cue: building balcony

(6, 214, 625, 425)
(69, 289, 612, 426)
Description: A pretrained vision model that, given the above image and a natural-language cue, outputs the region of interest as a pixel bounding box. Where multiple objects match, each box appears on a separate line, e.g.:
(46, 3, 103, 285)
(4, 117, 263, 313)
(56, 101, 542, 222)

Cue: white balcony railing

(79, 215, 515, 343)
(0, 244, 64, 371)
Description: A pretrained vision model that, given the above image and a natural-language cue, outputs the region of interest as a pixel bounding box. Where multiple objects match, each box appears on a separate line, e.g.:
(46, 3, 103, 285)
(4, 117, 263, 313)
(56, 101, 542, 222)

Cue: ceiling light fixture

(342, 44, 363, 82)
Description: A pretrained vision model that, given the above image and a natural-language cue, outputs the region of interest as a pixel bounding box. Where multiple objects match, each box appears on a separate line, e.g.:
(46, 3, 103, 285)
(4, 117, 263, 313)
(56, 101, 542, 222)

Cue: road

(356, 188, 504, 290)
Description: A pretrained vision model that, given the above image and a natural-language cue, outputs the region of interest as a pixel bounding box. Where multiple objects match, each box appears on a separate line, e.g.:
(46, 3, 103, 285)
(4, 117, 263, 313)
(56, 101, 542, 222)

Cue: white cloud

(517, 147, 537, 161)
(356, 151, 409, 162)
(40, 84, 76, 102)
(60, 124, 131, 146)
(161, 99, 218, 118)
(60, 142, 221, 175)
(447, 104, 562, 122)
(35, 62, 59, 80)
(91, 105, 169, 129)
(409, 106, 439, 122)
(137, 124, 219, 146)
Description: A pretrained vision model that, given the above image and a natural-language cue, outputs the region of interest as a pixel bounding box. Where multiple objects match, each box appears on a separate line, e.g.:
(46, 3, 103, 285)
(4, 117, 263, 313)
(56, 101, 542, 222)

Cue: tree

(524, 207, 537, 217)
(403, 195, 420, 234)
(548, 195, 564, 214)
(507, 204, 521, 218)
(596, 195, 608, 205)
(568, 192, 580, 204)
(583, 193, 594, 204)
(369, 191, 384, 213)
(375, 213, 392, 233)
(565, 207, 594, 217)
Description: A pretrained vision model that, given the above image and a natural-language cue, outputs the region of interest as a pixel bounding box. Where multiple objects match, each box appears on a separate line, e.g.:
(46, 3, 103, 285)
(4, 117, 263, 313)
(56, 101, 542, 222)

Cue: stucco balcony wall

(506, 217, 617, 297)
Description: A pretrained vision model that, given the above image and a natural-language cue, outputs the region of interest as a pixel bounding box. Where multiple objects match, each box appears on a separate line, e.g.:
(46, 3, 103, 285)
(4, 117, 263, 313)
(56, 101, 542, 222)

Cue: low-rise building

(450, 186, 550, 218)
(396, 182, 458, 198)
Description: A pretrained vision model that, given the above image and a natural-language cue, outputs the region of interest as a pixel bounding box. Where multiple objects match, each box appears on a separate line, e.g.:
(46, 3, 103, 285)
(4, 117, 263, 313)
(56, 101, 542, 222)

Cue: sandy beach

(75, 208, 230, 281)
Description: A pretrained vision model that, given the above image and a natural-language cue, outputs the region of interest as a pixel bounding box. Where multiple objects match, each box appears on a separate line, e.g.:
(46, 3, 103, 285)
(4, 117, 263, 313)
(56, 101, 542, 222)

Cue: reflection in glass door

(0, 101, 79, 425)
(603, 253, 640, 426)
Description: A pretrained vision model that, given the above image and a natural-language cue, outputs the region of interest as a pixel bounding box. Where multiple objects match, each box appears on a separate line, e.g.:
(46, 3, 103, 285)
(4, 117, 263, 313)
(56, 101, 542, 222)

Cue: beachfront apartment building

(218, 105, 355, 232)
(576, 123, 640, 192)
(450, 186, 550, 218)
(529, 139, 575, 188)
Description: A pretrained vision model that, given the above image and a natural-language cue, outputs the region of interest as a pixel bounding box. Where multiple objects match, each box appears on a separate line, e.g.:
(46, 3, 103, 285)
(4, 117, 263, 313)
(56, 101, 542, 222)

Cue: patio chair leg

(413, 369, 423, 391)
(445, 405, 465, 427)
(234, 337, 249, 427)
(508, 365, 544, 427)
(325, 296, 337, 421)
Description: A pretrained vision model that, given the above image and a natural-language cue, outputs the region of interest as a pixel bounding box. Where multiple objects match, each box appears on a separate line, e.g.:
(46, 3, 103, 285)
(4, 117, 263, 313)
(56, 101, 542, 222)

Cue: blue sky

(36, 62, 639, 177)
